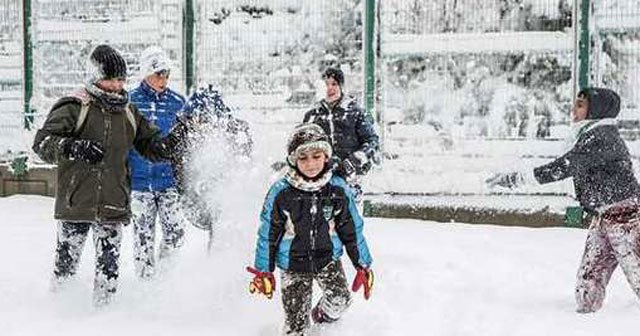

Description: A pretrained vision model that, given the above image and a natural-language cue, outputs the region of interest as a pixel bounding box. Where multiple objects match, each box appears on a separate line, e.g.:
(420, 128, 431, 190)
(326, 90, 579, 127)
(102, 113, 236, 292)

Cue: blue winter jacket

(254, 175, 372, 273)
(128, 81, 185, 192)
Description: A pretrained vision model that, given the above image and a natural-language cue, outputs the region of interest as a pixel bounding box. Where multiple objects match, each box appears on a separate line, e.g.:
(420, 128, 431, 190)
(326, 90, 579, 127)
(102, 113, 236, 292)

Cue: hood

(579, 87, 621, 119)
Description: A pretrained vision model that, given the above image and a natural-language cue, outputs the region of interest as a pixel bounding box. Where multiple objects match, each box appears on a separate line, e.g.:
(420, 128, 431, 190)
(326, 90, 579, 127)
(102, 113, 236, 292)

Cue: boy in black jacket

(487, 87, 640, 313)
(303, 67, 379, 201)
(248, 123, 373, 335)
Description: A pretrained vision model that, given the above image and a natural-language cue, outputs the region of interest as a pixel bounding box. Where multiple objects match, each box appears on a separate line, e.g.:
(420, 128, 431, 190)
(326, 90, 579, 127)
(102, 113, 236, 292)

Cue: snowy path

(0, 195, 638, 336)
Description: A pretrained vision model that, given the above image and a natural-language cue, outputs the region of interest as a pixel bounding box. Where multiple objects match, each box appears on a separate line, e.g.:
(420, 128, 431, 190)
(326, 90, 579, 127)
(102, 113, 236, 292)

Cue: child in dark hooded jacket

(487, 87, 640, 313)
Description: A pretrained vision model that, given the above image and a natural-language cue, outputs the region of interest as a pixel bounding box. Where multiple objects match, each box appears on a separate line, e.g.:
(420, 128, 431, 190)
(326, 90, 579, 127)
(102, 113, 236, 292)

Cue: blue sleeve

(330, 176, 373, 268)
(254, 179, 289, 272)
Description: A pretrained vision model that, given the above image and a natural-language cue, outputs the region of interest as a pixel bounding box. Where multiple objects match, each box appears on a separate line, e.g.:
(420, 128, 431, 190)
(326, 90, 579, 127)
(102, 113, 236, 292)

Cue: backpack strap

(124, 103, 138, 137)
(68, 89, 92, 135)
(66, 89, 137, 137)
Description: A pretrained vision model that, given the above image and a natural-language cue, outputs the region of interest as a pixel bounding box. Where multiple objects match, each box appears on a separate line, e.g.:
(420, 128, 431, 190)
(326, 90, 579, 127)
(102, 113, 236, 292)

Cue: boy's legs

(312, 260, 352, 323)
(131, 191, 158, 279)
(92, 221, 123, 306)
(281, 271, 314, 335)
(52, 221, 91, 289)
(602, 217, 640, 300)
(575, 217, 618, 313)
(157, 188, 186, 261)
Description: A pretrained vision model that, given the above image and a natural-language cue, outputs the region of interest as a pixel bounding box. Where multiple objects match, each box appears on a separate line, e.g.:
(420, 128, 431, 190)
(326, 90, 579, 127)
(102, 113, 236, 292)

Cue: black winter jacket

(303, 96, 379, 174)
(533, 89, 640, 213)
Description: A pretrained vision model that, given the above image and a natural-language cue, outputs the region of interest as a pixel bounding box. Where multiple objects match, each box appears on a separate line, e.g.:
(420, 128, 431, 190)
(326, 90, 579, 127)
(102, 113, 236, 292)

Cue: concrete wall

(0, 164, 56, 197)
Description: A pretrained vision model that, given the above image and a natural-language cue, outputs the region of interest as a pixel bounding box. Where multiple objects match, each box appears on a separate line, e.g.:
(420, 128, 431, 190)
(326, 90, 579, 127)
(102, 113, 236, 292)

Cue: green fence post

(364, 0, 375, 120)
(183, 0, 195, 95)
(576, 0, 591, 91)
(564, 206, 584, 228)
(22, 0, 34, 130)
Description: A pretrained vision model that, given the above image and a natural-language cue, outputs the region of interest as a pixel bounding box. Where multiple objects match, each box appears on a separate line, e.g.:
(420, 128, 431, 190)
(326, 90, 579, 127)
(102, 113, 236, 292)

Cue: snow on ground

(1, 195, 639, 336)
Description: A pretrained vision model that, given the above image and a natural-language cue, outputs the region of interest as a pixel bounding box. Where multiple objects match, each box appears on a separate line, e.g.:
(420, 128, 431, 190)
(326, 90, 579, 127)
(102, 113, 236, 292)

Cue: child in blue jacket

(128, 46, 186, 279)
(248, 123, 374, 335)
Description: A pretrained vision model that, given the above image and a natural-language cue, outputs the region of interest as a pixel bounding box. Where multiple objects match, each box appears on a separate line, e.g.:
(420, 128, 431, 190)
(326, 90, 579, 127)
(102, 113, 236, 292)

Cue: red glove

(246, 266, 276, 299)
(351, 267, 374, 300)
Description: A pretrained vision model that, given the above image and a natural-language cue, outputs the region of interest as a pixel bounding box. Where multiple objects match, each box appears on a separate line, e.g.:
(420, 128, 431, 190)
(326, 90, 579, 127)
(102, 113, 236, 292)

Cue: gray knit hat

(286, 123, 333, 166)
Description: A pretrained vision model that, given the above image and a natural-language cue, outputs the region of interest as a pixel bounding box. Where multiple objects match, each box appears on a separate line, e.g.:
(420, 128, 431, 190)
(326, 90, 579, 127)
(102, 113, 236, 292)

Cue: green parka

(33, 89, 169, 222)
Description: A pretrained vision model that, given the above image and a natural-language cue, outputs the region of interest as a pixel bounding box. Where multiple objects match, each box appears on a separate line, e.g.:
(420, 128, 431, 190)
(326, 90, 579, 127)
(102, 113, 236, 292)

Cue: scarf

(85, 82, 129, 111)
(284, 167, 333, 192)
(565, 118, 617, 150)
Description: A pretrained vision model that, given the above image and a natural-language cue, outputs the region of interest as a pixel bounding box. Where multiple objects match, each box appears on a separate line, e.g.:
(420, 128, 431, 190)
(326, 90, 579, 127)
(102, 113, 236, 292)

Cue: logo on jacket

(322, 205, 333, 221)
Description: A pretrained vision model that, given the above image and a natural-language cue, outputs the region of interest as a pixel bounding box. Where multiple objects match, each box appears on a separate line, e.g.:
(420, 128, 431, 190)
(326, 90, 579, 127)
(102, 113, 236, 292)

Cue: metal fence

(31, 0, 184, 119)
(195, 0, 364, 111)
(1, 0, 639, 154)
(380, 0, 575, 139)
(592, 1, 640, 122)
(0, 0, 24, 153)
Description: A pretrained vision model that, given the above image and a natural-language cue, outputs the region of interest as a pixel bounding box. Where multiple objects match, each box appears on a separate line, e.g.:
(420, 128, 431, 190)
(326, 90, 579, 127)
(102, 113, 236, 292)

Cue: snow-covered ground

(1, 195, 639, 336)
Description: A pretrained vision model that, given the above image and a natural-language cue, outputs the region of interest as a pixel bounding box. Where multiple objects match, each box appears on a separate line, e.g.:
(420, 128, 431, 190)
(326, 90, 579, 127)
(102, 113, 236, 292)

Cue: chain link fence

(196, 0, 364, 112)
(0, 1, 639, 157)
(31, 0, 184, 117)
(592, 1, 640, 125)
(0, 0, 24, 154)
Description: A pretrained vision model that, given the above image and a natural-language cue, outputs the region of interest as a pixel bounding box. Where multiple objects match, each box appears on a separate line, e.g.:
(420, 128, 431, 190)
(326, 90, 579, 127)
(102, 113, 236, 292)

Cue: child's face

(572, 97, 589, 122)
(324, 78, 341, 103)
(296, 149, 328, 178)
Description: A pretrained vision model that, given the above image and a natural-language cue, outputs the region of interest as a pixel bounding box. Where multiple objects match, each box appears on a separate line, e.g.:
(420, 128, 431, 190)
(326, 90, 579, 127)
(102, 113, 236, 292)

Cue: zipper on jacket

(309, 193, 318, 273)
(95, 108, 110, 221)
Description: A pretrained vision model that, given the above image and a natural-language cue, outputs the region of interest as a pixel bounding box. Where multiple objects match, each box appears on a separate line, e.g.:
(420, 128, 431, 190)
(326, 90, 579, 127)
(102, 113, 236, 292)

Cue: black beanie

(89, 44, 127, 81)
(322, 67, 344, 86)
(578, 87, 621, 119)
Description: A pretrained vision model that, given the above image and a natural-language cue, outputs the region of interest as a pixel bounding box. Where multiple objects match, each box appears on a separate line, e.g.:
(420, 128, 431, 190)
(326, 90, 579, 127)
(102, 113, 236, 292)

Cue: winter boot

(311, 305, 337, 324)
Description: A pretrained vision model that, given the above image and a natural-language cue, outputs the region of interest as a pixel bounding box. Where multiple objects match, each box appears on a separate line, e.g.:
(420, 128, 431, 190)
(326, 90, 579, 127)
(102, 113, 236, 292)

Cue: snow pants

(131, 188, 186, 279)
(52, 221, 123, 306)
(281, 260, 352, 335)
(575, 203, 640, 313)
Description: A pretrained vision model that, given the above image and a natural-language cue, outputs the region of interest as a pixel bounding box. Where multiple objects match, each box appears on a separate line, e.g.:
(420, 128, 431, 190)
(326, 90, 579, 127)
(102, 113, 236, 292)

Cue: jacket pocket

(65, 173, 81, 208)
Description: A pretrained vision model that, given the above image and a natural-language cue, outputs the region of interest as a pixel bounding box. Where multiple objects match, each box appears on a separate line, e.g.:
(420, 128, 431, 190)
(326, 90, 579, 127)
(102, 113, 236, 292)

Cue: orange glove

(246, 266, 276, 299)
(351, 267, 374, 300)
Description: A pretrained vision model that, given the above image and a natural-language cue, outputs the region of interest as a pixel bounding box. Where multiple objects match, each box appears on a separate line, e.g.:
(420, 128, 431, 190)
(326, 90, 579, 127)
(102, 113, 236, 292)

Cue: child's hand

(246, 266, 276, 299)
(485, 171, 523, 189)
(352, 267, 374, 300)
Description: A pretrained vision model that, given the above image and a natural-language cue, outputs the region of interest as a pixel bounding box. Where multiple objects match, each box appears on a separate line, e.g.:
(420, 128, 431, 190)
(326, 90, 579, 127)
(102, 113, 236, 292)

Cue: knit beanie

(286, 123, 333, 167)
(139, 46, 171, 78)
(88, 44, 127, 81)
(322, 67, 344, 86)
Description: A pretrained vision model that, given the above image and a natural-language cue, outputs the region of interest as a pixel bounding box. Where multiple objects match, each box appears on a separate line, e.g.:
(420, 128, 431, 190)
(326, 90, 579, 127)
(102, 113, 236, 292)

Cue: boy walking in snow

(128, 46, 186, 279)
(32, 44, 181, 306)
(303, 67, 379, 202)
(487, 87, 640, 313)
(248, 123, 374, 335)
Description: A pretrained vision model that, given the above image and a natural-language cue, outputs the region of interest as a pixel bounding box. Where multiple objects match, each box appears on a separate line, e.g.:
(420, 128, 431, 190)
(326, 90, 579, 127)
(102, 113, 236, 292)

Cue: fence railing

(0, 0, 639, 155)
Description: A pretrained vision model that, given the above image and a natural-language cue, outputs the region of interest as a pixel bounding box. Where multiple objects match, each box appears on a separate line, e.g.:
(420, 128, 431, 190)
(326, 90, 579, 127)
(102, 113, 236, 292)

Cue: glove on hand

(62, 139, 104, 164)
(485, 171, 524, 189)
(246, 266, 276, 299)
(351, 267, 374, 300)
(335, 151, 369, 179)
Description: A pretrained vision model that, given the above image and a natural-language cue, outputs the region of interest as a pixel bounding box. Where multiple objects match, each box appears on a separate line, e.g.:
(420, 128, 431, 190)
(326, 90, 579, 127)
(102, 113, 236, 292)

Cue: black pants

(53, 221, 123, 306)
(281, 260, 352, 335)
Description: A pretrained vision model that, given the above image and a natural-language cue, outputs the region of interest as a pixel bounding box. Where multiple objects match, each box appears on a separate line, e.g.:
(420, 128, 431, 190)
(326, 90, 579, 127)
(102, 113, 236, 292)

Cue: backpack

(67, 89, 137, 136)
